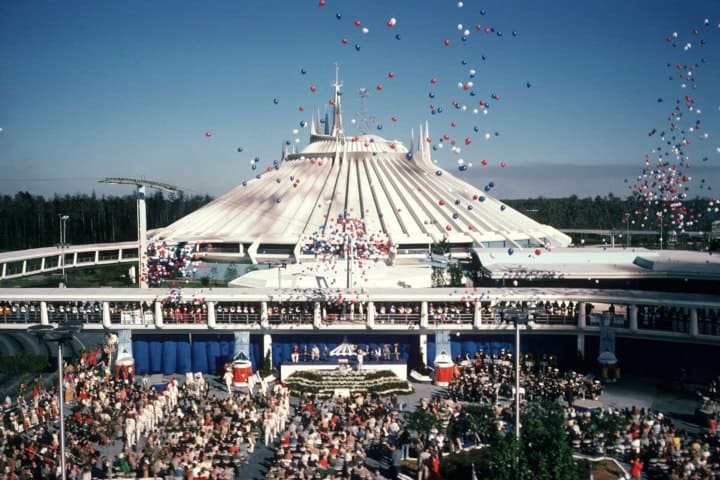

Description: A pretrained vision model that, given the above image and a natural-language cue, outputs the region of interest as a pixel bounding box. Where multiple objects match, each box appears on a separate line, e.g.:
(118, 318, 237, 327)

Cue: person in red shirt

(630, 457, 643, 479)
(708, 416, 717, 435)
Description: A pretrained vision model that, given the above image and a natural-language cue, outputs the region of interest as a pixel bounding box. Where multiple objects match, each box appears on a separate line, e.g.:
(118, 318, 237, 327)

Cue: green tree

(402, 408, 441, 438)
(224, 263, 239, 283)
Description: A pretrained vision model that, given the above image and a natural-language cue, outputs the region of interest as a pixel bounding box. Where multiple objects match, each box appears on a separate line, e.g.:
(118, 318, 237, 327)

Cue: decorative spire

(331, 63, 344, 137)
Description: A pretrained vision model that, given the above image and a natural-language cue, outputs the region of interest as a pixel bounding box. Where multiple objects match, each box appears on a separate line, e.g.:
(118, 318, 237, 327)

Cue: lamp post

(513, 313, 533, 440)
(58, 215, 69, 284)
(624, 213, 631, 248)
(29, 322, 83, 480)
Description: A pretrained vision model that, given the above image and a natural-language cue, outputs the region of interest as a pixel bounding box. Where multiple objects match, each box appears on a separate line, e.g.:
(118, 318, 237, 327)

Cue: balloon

(445, 225, 452, 231)
(452, 213, 459, 219)
(457, 1, 463, 7)
(526, 82, 532, 88)
(458, 165, 468, 172)
(342, 37, 348, 44)
(387, 17, 397, 27)
(362, 27, 369, 34)
(377, 124, 383, 130)
(237, 147, 243, 152)
(310, 85, 317, 92)
(438, 199, 446, 206)
(507, 248, 514, 255)
(500, 161, 507, 168)
(405, 152, 413, 160)
(467, 205, 473, 211)
(300, 121, 307, 128)
(355, 43, 361, 51)
(354, 20, 361, 27)
(391, 116, 398, 122)
(273, 98, 279, 105)
(478, 196, 486, 202)
(388, 71, 395, 79)
(444, 39, 451, 46)
(301, 68, 307, 74)
(318, 0, 326, 6)
(488, 181, 495, 188)
(481, 159, 488, 166)
(336, 12, 342, 20)
(464, 137, 472, 145)
(376, 84, 383, 91)
(435, 170, 443, 176)
(500, 205, 506, 211)
(534, 249, 542, 256)
(395, 34, 401, 40)
(204, 131, 212, 138)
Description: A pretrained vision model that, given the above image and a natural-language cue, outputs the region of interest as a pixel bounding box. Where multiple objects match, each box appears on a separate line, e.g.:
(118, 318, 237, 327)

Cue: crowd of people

(2, 335, 719, 479)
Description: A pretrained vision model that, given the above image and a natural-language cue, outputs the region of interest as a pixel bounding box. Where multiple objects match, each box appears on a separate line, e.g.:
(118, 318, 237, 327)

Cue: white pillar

(102, 302, 111, 329)
(260, 302, 269, 329)
(137, 185, 149, 289)
(578, 301, 586, 328)
(207, 301, 216, 328)
(420, 301, 429, 328)
(155, 300, 164, 328)
(473, 301, 482, 329)
(689, 308, 698, 337)
(40, 301, 49, 325)
(366, 301, 375, 329)
(419, 334, 428, 366)
(629, 304, 638, 331)
(313, 302, 321, 329)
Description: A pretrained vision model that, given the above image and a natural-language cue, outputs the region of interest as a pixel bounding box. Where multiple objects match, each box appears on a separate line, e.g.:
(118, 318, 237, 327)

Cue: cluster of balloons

(628, 16, 718, 234)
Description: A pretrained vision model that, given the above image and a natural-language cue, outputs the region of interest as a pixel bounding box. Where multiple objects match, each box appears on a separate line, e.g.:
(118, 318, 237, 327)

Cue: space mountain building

(153, 77, 571, 265)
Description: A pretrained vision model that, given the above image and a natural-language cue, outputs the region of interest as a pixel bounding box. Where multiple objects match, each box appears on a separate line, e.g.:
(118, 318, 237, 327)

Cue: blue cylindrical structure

(149, 340, 163, 373)
(176, 339, 191, 374)
(207, 341, 221, 374)
(162, 340, 177, 375)
(192, 341, 208, 373)
(133, 340, 150, 375)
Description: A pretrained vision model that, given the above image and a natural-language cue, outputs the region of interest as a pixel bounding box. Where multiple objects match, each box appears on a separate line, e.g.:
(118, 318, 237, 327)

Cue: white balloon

(457, 23, 463, 31)
(463, 29, 470, 36)
(362, 27, 369, 34)
(469, 69, 476, 77)
(457, 1, 463, 7)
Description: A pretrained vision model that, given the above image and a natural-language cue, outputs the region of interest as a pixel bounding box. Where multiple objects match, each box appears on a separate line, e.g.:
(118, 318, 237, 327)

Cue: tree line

(0, 191, 716, 252)
(0, 191, 212, 252)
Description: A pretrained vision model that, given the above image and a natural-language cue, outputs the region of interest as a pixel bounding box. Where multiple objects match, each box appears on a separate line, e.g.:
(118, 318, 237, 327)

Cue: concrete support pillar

(689, 308, 698, 337)
(419, 334, 428, 366)
(40, 302, 49, 325)
(263, 333, 273, 369)
(206, 301, 215, 328)
(313, 302, 321, 329)
(367, 301, 375, 329)
(629, 304, 638, 332)
(260, 302, 269, 329)
(102, 302, 111, 329)
(578, 301, 586, 328)
(420, 301, 429, 329)
(154, 301, 164, 328)
(473, 301, 482, 329)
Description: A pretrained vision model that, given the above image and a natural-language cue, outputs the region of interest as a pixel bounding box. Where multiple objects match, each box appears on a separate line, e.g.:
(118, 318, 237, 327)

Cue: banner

(599, 326, 616, 356)
(234, 331, 250, 361)
(434, 330, 452, 362)
(116, 330, 133, 363)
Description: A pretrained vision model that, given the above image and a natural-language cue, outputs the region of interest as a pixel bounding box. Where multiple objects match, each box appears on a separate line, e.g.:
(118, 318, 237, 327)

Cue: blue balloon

(395, 34, 401, 40)
(429, 92, 435, 98)
(458, 165, 468, 172)
(237, 147, 243, 152)
(435, 170, 443, 176)
(488, 181, 495, 188)
(431, 109, 436, 115)
(526, 82, 532, 88)
(496, 31, 503, 37)
(252, 164, 257, 170)
(512, 31, 518, 37)
(406, 152, 413, 160)
(478, 196, 486, 202)
(300, 121, 307, 127)
(437, 107, 443, 113)
(377, 124, 383, 130)
(290, 176, 295, 181)
(467, 205, 473, 210)
(276, 178, 281, 183)
(273, 98, 279, 104)
(484, 185, 490, 192)
(500, 205, 506, 211)
(454, 199, 461, 205)
(473, 126, 479, 132)
(254, 156, 260, 162)
(276, 198, 282, 203)
(461, 59, 468, 65)
(336, 12, 342, 19)
(480, 9, 486, 15)
(355, 43, 361, 51)
(242, 181, 247, 187)
(452, 213, 459, 219)
(255, 174, 261, 179)
(461, 36, 468, 42)
(301, 68, 307, 74)
(273, 159, 279, 165)
(507, 247, 514, 255)
(432, 145, 438, 150)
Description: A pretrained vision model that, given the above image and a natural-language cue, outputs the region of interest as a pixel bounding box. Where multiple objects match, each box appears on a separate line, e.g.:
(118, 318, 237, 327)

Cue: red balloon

(341, 37, 348, 45)
(318, 0, 326, 6)
(354, 19, 361, 27)
(444, 39, 451, 46)
(388, 71, 395, 79)
(391, 116, 398, 122)
(310, 85, 316, 92)
(376, 84, 383, 91)
(481, 159, 488, 166)
(204, 131, 212, 138)
(534, 249, 542, 256)
(438, 199, 446, 206)
(464, 137, 472, 145)
(500, 161, 507, 168)
(298, 106, 305, 111)
(430, 77, 438, 84)
(445, 225, 452, 231)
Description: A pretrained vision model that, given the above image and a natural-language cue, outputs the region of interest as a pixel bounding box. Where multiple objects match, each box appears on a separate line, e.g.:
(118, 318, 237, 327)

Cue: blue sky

(0, 0, 718, 200)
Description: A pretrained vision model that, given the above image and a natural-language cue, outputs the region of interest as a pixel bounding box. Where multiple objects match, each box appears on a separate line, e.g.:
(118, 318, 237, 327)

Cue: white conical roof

(153, 79, 570, 262)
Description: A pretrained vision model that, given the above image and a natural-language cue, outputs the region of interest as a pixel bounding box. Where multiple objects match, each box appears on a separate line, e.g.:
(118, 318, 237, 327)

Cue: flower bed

(285, 369, 412, 396)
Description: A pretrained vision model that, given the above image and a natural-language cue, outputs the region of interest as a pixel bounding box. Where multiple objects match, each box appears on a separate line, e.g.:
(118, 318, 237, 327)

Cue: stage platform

(280, 359, 407, 382)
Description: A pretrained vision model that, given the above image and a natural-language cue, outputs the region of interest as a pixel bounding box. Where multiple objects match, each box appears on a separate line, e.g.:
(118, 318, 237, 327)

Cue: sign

(234, 331, 250, 363)
(116, 330, 133, 364)
(435, 330, 452, 362)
